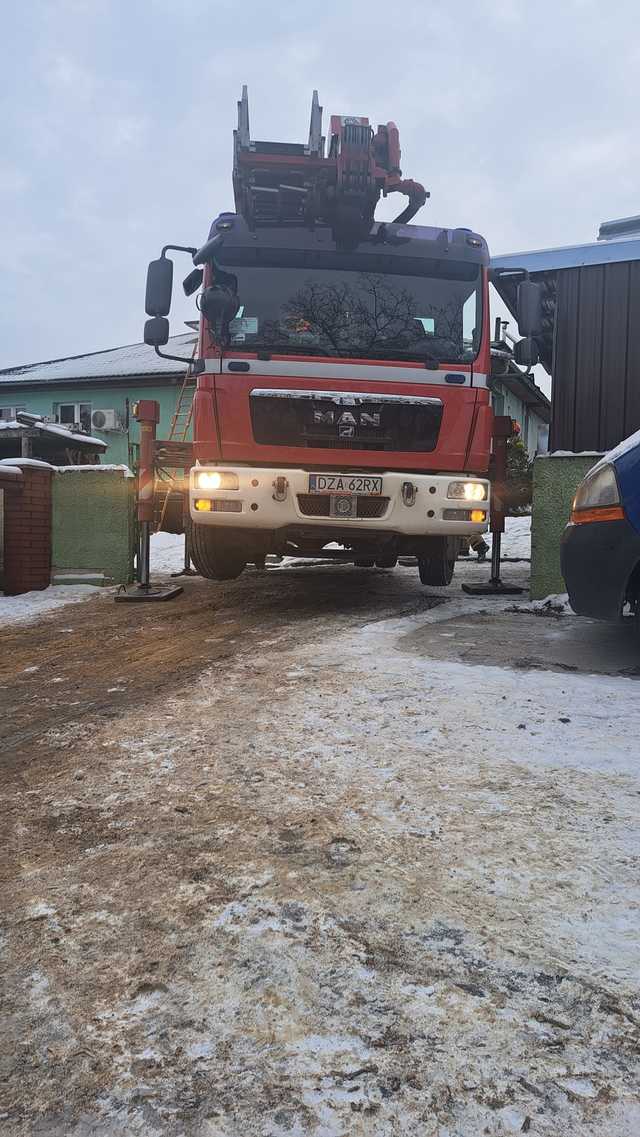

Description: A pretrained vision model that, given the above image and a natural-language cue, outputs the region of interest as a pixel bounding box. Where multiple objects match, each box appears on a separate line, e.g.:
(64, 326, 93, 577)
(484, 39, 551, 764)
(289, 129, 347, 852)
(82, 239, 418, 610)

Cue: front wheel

(418, 538, 457, 587)
(376, 555, 398, 569)
(188, 522, 247, 581)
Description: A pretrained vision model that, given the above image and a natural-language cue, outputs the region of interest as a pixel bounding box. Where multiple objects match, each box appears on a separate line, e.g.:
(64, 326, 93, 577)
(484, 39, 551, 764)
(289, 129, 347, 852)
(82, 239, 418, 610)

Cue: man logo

(312, 406, 381, 439)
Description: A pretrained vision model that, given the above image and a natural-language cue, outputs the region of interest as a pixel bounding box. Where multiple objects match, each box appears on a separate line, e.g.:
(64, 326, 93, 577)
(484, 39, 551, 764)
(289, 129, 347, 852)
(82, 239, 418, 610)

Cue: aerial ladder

(232, 86, 428, 247)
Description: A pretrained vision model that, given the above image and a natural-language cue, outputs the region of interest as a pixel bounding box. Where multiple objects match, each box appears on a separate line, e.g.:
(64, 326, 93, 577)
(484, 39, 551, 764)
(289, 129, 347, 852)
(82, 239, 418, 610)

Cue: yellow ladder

(167, 373, 197, 442)
(155, 350, 198, 532)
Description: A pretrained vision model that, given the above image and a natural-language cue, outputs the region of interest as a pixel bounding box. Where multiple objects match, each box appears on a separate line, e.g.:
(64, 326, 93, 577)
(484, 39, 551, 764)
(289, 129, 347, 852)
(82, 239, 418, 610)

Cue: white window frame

(0, 404, 26, 422)
(54, 402, 92, 431)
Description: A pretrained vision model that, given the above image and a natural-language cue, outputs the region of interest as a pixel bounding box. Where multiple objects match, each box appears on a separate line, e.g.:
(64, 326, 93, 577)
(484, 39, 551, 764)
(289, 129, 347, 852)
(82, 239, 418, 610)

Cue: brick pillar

(3, 463, 53, 595)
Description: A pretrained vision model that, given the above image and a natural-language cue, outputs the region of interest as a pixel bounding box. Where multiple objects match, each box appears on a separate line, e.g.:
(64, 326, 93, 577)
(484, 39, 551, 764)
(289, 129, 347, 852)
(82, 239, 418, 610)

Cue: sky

(1, 0, 639, 373)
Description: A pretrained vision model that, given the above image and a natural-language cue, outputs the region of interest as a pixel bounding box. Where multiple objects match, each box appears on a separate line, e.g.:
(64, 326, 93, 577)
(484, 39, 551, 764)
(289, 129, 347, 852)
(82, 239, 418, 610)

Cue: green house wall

(51, 466, 136, 585)
(0, 379, 186, 466)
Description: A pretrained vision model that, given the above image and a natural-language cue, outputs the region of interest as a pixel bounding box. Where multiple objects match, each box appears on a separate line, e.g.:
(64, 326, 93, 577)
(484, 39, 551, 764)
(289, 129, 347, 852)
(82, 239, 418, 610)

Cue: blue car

(561, 430, 640, 625)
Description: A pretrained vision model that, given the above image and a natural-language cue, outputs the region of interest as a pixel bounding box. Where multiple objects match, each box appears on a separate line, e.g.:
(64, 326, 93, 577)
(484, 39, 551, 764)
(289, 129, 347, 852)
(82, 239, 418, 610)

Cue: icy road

(2, 539, 640, 1136)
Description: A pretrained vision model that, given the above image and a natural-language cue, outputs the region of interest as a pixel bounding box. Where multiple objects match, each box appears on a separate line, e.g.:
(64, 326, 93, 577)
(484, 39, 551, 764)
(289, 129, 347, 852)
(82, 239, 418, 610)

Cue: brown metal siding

(551, 261, 640, 451)
(550, 269, 580, 450)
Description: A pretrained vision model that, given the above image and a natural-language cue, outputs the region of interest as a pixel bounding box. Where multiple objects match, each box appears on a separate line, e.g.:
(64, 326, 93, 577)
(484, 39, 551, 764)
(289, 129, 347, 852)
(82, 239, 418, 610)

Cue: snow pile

(54, 464, 134, 475)
(491, 513, 531, 559)
(151, 531, 186, 575)
(528, 592, 574, 614)
(0, 585, 101, 626)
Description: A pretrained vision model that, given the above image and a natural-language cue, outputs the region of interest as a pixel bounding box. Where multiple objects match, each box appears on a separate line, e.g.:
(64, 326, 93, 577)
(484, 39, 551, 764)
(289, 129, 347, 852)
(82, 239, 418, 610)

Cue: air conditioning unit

(91, 409, 123, 432)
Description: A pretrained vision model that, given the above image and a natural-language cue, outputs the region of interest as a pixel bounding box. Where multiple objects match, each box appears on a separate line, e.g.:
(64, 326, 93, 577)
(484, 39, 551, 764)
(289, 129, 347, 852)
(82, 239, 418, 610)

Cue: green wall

(491, 381, 548, 458)
(531, 453, 602, 600)
(51, 466, 136, 585)
(1, 380, 186, 466)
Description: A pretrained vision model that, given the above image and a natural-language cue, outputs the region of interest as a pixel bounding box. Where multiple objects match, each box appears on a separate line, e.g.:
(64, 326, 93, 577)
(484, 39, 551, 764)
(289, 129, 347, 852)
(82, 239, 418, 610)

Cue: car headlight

(573, 464, 619, 511)
(196, 470, 239, 491)
(447, 480, 488, 501)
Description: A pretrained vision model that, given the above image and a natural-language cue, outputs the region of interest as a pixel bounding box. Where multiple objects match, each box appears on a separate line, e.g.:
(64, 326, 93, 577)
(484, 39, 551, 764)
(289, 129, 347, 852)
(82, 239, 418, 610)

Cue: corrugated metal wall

(551, 261, 640, 451)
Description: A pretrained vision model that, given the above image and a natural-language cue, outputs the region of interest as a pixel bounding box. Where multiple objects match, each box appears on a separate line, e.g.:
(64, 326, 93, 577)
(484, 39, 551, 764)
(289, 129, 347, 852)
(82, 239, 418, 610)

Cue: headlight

(196, 470, 239, 491)
(447, 480, 488, 501)
(573, 464, 619, 511)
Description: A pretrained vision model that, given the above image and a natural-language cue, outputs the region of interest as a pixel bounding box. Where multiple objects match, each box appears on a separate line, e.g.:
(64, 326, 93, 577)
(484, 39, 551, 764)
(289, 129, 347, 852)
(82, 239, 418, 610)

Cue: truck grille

(297, 494, 389, 519)
(250, 390, 443, 453)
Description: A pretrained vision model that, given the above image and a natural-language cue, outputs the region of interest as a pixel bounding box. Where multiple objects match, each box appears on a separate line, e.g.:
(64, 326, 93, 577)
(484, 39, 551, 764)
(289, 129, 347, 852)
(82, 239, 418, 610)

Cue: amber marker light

(570, 505, 625, 525)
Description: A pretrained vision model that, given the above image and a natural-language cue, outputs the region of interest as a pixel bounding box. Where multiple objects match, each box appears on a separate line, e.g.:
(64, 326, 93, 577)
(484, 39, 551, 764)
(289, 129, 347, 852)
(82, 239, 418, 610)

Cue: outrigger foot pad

(115, 584, 184, 603)
(462, 581, 524, 596)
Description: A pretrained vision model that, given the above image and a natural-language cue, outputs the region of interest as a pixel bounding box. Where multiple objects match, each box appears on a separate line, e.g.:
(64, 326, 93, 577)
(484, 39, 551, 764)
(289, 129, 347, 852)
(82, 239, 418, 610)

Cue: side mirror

(144, 316, 170, 347)
(200, 286, 238, 327)
(516, 279, 542, 337)
(183, 267, 203, 297)
(514, 336, 539, 368)
(145, 257, 173, 317)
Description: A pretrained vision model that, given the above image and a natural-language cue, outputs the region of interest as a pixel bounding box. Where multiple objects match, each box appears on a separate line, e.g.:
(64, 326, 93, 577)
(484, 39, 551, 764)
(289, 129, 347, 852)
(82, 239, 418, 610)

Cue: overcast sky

(1, 0, 639, 371)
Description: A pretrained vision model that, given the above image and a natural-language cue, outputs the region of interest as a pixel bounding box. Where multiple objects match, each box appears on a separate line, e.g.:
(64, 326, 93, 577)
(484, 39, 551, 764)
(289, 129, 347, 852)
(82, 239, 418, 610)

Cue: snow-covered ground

(4, 515, 640, 1134)
(0, 516, 533, 628)
(0, 583, 101, 626)
(151, 529, 190, 575)
(492, 513, 531, 559)
(150, 514, 533, 577)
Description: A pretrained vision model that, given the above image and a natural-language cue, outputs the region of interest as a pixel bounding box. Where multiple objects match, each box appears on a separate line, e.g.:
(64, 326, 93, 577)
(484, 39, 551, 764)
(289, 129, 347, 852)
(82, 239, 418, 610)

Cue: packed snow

(490, 513, 531, 559)
(0, 584, 101, 626)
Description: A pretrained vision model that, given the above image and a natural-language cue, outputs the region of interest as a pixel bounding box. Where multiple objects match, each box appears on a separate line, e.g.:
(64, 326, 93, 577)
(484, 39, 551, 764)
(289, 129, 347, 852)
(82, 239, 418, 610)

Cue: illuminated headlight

(573, 464, 619, 511)
(447, 480, 488, 501)
(196, 470, 239, 491)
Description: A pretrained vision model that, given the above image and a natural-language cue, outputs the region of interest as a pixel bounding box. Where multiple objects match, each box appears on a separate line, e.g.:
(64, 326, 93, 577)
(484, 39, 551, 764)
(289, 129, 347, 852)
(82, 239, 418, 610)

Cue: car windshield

(212, 248, 482, 365)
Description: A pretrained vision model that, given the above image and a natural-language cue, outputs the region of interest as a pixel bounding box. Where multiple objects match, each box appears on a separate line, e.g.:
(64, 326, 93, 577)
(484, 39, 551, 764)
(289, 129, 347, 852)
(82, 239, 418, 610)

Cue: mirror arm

(161, 244, 198, 259)
(153, 346, 204, 374)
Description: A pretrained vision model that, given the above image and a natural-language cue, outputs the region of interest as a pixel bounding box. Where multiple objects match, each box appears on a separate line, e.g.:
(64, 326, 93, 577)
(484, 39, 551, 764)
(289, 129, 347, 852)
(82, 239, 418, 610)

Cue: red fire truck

(144, 90, 499, 585)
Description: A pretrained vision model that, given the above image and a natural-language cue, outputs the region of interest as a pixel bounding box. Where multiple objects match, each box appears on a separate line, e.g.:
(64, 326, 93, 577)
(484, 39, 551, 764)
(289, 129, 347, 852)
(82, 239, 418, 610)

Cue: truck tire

(376, 555, 398, 569)
(354, 558, 375, 567)
(418, 538, 457, 587)
(188, 522, 247, 581)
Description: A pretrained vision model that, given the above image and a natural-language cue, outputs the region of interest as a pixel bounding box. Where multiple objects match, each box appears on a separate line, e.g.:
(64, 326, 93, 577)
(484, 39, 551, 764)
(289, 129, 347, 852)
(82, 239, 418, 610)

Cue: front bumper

(561, 518, 640, 619)
(189, 466, 489, 536)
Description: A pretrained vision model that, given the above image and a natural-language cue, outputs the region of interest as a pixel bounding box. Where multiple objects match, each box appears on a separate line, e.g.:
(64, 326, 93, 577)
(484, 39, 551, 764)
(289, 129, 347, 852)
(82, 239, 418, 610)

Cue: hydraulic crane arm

(232, 86, 429, 247)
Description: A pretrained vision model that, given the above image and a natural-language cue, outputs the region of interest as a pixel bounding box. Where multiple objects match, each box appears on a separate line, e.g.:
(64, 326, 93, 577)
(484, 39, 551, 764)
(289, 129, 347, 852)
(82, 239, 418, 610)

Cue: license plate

(308, 474, 383, 495)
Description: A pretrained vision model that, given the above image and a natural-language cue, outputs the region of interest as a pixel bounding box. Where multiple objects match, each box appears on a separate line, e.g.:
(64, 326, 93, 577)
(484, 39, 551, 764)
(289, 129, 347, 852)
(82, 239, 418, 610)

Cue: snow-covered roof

(0, 414, 107, 451)
(491, 235, 640, 275)
(0, 456, 54, 469)
(0, 333, 196, 388)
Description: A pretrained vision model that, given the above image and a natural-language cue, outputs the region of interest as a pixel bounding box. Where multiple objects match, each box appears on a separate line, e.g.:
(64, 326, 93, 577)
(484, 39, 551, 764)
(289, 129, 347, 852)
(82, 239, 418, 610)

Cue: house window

(0, 404, 26, 422)
(492, 391, 505, 417)
(54, 402, 92, 433)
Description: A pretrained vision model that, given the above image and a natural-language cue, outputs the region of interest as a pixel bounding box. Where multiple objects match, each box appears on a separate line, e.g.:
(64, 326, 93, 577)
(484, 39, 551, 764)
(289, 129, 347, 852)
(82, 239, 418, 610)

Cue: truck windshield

(212, 248, 482, 365)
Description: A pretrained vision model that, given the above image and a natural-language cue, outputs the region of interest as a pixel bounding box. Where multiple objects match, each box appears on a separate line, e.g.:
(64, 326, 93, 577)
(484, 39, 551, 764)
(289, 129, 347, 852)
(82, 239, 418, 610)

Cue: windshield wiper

(227, 341, 331, 357)
(357, 346, 443, 368)
(224, 341, 449, 368)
